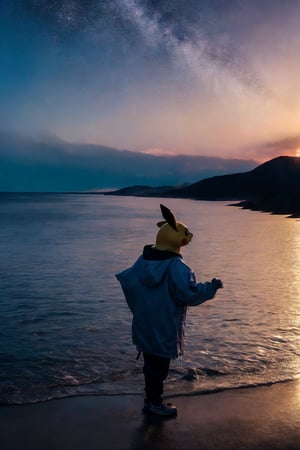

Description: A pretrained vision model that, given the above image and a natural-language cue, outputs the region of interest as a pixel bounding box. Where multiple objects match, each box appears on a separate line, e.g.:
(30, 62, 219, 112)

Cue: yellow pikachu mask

(155, 204, 193, 254)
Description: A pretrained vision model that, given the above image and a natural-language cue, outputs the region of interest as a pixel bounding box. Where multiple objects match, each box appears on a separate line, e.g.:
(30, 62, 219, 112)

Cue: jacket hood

(139, 245, 181, 288)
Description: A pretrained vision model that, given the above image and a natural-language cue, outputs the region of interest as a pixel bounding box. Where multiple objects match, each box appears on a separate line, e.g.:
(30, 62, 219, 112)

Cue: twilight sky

(1, 0, 300, 164)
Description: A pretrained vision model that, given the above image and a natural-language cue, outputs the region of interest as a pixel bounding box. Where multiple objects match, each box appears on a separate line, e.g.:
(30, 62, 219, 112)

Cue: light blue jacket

(116, 245, 219, 359)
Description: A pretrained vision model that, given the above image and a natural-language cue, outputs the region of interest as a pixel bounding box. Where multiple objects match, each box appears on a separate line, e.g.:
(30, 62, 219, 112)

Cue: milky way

(1, 0, 300, 158)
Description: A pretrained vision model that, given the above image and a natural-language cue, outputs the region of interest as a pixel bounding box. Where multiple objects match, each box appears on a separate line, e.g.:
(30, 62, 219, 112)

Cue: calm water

(0, 193, 299, 404)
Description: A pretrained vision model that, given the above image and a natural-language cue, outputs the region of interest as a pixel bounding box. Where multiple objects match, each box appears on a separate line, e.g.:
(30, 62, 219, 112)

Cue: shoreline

(1, 191, 299, 217)
(2, 376, 299, 408)
(1, 380, 300, 450)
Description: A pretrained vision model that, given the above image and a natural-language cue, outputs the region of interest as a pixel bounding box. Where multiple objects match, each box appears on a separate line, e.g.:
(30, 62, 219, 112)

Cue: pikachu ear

(160, 204, 178, 232)
(157, 221, 167, 228)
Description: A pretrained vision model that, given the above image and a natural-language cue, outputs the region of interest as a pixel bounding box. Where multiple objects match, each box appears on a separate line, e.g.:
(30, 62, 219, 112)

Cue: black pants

(143, 352, 171, 405)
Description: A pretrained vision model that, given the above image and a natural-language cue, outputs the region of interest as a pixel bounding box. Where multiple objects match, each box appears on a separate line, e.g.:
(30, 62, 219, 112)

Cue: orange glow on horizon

(142, 148, 178, 156)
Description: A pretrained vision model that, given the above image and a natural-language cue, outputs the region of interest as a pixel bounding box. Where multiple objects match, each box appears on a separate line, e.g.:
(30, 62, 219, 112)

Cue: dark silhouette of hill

(106, 156, 300, 217)
(175, 155, 300, 216)
(174, 155, 300, 196)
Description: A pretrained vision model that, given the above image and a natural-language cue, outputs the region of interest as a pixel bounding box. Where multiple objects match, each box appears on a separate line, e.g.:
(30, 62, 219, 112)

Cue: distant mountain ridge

(106, 156, 300, 217)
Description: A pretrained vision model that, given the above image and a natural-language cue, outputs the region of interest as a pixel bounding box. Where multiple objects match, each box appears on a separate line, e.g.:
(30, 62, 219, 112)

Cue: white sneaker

(143, 400, 177, 416)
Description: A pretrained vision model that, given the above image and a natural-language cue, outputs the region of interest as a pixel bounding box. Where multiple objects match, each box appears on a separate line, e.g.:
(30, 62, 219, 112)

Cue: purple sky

(1, 1, 300, 190)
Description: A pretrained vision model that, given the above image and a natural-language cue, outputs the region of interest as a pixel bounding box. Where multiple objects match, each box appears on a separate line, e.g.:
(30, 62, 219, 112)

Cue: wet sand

(1, 380, 300, 450)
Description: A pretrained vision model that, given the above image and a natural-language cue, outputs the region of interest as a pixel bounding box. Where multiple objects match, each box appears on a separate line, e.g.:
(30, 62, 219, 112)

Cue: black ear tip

(160, 204, 170, 216)
(160, 204, 171, 216)
(159, 204, 178, 232)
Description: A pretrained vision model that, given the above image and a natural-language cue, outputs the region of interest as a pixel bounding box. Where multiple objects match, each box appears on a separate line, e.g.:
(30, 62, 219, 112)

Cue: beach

(1, 380, 300, 450)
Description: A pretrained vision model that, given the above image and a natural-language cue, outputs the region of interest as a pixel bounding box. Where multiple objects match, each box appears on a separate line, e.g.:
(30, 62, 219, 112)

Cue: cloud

(260, 136, 300, 157)
(0, 132, 256, 191)
(243, 135, 300, 161)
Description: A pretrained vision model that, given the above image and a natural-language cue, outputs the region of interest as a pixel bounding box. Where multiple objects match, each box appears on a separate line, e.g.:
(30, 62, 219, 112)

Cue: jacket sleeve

(169, 259, 218, 306)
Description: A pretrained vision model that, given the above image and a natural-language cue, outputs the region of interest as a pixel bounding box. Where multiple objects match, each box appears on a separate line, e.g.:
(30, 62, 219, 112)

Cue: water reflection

(290, 220, 300, 374)
(130, 413, 175, 450)
(1, 194, 300, 404)
(170, 203, 300, 382)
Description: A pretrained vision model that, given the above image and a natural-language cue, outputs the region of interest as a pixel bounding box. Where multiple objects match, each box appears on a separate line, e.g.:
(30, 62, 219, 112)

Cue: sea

(0, 193, 299, 405)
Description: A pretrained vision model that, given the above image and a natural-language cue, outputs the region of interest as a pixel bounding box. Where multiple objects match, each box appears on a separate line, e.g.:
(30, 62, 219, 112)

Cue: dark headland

(105, 156, 300, 217)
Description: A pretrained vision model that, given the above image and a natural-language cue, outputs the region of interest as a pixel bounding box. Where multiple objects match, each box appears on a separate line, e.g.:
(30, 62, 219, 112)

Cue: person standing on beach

(116, 204, 223, 417)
